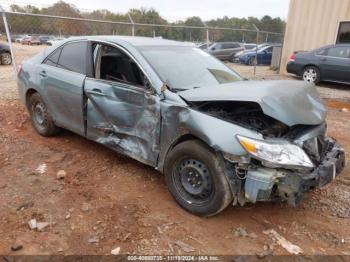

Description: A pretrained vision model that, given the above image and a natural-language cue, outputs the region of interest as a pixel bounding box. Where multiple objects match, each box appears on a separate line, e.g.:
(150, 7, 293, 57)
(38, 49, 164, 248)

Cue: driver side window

(92, 43, 151, 89)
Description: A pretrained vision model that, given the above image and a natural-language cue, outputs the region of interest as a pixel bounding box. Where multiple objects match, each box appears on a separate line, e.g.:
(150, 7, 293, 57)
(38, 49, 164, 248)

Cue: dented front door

(84, 78, 160, 166)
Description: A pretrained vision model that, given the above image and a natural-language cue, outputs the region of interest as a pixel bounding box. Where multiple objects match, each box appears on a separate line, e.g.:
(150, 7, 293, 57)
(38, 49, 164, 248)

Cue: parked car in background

(243, 43, 257, 50)
(10, 34, 21, 42)
(233, 43, 268, 63)
(287, 44, 350, 84)
(197, 42, 211, 50)
(17, 36, 345, 216)
(207, 42, 244, 61)
(39, 35, 54, 45)
(14, 35, 28, 43)
(239, 44, 281, 65)
(21, 36, 41, 45)
(0, 43, 12, 65)
(46, 37, 66, 46)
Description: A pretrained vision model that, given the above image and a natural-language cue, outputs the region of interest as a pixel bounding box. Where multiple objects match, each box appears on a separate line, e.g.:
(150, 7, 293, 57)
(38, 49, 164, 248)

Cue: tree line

(4, 1, 285, 43)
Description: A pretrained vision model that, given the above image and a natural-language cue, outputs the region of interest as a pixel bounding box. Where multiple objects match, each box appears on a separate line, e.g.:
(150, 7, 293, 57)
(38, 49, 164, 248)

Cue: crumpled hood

(178, 80, 326, 126)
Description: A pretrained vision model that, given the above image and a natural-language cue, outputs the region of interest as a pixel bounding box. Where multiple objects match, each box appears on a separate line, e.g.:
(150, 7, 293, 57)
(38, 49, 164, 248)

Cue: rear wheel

(302, 66, 320, 84)
(1, 52, 12, 65)
(28, 93, 61, 136)
(164, 140, 233, 216)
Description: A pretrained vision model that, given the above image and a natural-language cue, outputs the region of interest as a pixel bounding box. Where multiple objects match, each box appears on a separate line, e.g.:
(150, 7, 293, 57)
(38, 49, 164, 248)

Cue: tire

(1, 52, 12, 65)
(28, 93, 61, 136)
(164, 140, 233, 216)
(302, 66, 320, 84)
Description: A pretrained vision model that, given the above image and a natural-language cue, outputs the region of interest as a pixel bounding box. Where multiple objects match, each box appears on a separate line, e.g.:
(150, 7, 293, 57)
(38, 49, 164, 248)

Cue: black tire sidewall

(29, 93, 59, 136)
(164, 140, 233, 217)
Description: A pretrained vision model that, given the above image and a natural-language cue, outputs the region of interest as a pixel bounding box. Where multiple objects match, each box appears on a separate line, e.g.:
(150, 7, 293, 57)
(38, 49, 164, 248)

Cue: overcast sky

(4, 0, 290, 21)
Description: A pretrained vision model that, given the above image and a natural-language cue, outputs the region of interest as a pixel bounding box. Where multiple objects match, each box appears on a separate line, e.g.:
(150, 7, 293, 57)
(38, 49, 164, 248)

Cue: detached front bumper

(243, 138, 346, 205)
(277, 139, 345, 205)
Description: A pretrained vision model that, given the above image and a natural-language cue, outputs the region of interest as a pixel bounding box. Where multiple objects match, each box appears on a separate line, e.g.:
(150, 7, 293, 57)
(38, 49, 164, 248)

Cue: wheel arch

(161, 133, 215, 174)
(25, 88, 39, 110)
(301, 64, 322, 81)
(302, 64, 320, 74)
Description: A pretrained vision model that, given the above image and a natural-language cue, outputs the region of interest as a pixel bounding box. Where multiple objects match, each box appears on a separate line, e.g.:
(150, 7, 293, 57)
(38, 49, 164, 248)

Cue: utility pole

(0, 5, 17, 74)
(127, 13, 135, 36)
(202, 20, 210, 50)
(252, 24, 260, 76)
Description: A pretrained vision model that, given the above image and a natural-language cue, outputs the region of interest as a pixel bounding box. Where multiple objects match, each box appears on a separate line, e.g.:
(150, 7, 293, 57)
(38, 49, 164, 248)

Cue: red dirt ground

(0, 99, 349, 256)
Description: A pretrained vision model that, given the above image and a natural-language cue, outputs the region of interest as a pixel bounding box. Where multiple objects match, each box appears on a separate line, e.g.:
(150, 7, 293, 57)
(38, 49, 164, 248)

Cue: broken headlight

(236, 135, 314, 169)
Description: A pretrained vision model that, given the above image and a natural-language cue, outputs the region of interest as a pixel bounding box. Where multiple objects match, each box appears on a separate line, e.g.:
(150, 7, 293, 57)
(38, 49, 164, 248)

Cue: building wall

(280, 0, 350, 74)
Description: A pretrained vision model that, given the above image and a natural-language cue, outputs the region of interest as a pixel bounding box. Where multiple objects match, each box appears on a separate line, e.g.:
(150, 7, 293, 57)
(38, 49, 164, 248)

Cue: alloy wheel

(303, 68, 317, 83)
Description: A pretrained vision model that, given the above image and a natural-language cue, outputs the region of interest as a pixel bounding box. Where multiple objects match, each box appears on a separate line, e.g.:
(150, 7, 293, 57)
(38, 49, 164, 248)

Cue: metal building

(280, 0, 350, 74)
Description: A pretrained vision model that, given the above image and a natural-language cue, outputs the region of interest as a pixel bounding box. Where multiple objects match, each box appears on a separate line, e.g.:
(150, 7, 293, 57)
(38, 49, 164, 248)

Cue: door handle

(321, 58, 327, 62)
(88, 88, 105, 96)
(39, 70, 47, 78)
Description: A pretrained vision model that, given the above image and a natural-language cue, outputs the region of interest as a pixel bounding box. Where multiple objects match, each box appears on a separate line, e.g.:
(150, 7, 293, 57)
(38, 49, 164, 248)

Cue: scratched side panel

(84, 79, 160, 166)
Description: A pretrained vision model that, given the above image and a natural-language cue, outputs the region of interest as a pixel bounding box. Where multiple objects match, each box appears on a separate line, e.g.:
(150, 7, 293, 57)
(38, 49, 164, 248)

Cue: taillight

(289, 53, 296, 62)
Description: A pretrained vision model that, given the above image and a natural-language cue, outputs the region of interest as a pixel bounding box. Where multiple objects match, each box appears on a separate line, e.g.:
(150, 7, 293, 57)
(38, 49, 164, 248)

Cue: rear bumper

(286, 62, 302, 75)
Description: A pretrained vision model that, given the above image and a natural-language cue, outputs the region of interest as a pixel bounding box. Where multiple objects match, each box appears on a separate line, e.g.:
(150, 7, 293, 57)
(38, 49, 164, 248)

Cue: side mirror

(211, 47, 216, 51)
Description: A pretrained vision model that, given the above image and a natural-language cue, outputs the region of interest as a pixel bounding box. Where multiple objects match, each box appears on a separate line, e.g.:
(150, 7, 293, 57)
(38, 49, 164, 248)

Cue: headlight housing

(236, 135, 314, 169)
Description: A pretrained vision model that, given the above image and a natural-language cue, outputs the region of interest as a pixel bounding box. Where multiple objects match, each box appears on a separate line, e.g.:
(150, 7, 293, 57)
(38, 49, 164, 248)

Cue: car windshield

(139, 46, 242, 91)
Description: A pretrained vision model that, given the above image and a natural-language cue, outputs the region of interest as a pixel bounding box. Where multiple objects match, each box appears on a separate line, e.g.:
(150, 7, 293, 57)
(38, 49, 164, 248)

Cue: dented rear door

(84, 79, 161, 166)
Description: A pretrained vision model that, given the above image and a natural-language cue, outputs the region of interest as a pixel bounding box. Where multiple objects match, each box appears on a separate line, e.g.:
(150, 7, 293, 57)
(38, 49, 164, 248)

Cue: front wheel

(164, 140, 233, 216)
(302, 66, 320, 84)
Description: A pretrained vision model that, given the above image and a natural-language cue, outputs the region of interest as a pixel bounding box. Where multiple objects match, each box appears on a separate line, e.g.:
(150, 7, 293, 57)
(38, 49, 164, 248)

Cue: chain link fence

(0, 10, 284, 101)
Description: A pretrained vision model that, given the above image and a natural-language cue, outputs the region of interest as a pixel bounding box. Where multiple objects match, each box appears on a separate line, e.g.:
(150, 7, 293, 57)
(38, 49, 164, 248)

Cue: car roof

(214, 41, 241, 44)
(63, 35, 194, 47)
(312, 44, 350, 51)
(334, 43, 350, 47)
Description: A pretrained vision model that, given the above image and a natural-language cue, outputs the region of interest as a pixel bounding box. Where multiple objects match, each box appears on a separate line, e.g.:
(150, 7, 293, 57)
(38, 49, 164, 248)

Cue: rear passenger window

(316, 48, 328, 56)
(327, 46, 350, 58)
(44, 47, 61, 67)
(57, 42, 87, 74)
(222, 44, 234, 49)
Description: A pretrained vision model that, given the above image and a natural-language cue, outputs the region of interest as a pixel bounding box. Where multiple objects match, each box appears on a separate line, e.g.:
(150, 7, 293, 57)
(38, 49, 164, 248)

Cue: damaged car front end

(18, 36, 346, 217)
(176, 80, 346, 207)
